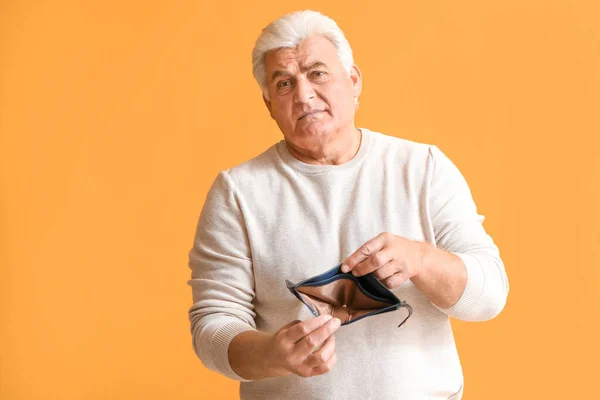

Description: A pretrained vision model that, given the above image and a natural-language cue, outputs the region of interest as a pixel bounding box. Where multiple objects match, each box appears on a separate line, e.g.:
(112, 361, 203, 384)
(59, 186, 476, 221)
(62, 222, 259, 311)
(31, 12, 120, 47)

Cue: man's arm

(342, 145, 508, 321)
(228, 330, 278, 380)
(188, 171, 341, 382)
(421, 145, 509, 321)
(411, 243, 467, 309)
(187, 171, 257, 382)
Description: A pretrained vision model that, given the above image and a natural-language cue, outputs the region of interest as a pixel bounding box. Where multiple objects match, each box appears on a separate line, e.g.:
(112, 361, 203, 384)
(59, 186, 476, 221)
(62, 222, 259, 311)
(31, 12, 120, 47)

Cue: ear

(263, 95, 274, 119)
(349, 64, 362, 99)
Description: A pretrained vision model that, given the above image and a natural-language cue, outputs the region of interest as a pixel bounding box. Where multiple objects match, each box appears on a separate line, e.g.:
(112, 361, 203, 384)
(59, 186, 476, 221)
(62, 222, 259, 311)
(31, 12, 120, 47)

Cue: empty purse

(285, 263, 413, 328)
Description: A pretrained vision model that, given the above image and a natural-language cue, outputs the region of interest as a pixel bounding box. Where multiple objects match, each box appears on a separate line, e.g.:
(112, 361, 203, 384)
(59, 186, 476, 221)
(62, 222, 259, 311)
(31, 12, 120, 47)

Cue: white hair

(251, 10, 354, 100)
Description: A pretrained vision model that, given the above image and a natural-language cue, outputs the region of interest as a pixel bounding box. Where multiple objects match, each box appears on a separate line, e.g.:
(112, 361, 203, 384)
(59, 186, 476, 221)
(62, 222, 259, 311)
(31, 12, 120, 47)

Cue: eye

(311, 70, 327, 78)
(277, 80, 291, 88)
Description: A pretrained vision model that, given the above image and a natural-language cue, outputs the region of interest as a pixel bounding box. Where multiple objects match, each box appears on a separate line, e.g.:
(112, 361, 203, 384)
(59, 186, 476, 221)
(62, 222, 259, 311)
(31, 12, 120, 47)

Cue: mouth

(298, 110, 324, 120)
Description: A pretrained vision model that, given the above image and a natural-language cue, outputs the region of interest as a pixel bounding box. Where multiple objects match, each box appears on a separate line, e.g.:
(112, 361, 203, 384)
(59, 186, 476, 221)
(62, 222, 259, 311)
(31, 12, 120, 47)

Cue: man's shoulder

(220, 142, 282, 188)
(366, 128, 433, 160)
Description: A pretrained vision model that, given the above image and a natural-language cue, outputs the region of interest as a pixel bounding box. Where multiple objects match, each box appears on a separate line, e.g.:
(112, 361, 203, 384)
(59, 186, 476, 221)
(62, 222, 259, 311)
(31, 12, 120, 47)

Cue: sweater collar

(276, 127, 372, 175)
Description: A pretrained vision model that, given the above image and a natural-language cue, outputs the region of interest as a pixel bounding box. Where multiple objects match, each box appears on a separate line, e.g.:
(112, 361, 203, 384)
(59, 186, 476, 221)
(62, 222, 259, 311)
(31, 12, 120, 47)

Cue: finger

(341, 232, 388, 273)
(371, 260, 398, 281)
(296, 317, 341, 356)
(351, 249, 394, 277)
(285, 314, 332, 343)
(383, 272, 409, 289)
(309, 352, 338, 376)
(280, 319, 302, 331)
(305, 333, 336, 368)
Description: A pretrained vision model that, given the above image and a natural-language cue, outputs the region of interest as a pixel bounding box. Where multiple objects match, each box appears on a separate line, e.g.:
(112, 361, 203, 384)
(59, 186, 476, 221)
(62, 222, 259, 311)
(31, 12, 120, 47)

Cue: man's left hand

(341, 232, 425, 289)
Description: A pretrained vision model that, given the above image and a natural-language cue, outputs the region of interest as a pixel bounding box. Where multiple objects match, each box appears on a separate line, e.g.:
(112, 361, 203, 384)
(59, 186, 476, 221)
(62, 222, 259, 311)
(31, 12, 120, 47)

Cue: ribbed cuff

(437, 252, 486, 319)
(210, 320, 257, 382)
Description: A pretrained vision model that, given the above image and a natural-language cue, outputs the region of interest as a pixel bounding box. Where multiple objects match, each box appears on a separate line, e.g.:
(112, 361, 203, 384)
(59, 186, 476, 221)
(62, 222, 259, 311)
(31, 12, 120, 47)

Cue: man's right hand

(228, 315, 341, 380)
(267, 315, 341, 378)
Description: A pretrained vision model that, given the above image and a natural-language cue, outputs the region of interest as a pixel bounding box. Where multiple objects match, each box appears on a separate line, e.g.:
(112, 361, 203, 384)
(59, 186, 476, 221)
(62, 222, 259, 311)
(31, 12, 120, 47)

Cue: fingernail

(325, 315, 332, 321)
(332, 318, 341, 326)
(341, 264, 348, 273)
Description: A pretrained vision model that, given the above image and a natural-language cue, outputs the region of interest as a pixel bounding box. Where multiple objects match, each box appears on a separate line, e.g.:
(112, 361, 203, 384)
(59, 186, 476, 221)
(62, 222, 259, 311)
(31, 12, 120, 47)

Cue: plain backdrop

(1, 1, 599, 399)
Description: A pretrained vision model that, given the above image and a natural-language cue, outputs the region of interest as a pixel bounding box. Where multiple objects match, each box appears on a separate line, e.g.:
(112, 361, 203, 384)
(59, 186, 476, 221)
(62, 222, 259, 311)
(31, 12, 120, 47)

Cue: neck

(286, 127, 362, 166)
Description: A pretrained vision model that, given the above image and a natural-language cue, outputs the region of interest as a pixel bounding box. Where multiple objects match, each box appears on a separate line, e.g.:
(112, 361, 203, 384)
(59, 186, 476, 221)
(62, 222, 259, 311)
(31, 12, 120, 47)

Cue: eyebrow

(269, 61, 328, 82)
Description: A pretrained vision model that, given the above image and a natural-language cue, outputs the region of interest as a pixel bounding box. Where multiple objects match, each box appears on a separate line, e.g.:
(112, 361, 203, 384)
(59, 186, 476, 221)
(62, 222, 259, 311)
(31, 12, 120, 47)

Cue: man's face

(263, 35, 361, 149)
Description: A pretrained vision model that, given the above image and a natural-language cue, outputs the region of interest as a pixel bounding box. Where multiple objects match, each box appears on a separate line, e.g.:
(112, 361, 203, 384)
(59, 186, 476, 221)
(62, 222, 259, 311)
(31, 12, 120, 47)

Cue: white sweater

(187, 128, 509, 400)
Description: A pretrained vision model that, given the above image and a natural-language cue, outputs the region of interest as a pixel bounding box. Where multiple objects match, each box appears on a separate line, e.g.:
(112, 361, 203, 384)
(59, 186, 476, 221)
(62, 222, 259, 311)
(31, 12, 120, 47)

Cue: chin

(293, 122, 335, 139)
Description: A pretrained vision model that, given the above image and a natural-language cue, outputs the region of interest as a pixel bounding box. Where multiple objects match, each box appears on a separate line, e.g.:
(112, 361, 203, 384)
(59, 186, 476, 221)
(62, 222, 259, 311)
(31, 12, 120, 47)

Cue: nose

(293, 76, 315, 104)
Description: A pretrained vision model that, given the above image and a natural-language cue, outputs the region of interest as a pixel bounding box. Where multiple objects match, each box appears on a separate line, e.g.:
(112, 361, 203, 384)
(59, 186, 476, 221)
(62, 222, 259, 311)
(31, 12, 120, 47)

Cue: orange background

(1, 1, 599, 399)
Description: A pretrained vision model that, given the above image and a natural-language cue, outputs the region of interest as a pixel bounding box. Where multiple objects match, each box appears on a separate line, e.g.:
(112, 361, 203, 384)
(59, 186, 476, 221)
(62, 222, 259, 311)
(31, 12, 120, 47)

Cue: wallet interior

(297, 278, 394, 323)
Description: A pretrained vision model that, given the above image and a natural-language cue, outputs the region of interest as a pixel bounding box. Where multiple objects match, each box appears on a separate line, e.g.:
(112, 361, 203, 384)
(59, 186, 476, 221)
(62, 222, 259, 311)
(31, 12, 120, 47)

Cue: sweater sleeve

(187, 171, 257, 382)
(426, 145, 509, 321)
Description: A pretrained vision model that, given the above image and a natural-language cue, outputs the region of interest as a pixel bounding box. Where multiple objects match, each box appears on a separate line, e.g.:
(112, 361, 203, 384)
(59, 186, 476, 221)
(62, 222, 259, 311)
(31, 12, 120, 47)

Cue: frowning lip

(298, 110, 325, 120)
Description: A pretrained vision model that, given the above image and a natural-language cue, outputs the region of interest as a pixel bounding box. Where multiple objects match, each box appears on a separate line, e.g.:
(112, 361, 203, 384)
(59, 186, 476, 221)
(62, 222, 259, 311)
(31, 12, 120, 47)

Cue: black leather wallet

(286, 263, 413, 328)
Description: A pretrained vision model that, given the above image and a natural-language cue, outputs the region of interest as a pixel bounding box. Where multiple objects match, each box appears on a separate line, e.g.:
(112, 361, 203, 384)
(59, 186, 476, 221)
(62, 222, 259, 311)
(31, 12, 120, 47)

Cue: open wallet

(285, 263, 413, 328)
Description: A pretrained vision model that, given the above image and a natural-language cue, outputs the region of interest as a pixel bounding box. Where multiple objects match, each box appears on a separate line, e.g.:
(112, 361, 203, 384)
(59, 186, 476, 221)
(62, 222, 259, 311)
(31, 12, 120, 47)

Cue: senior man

(187, 10, 509, 400)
